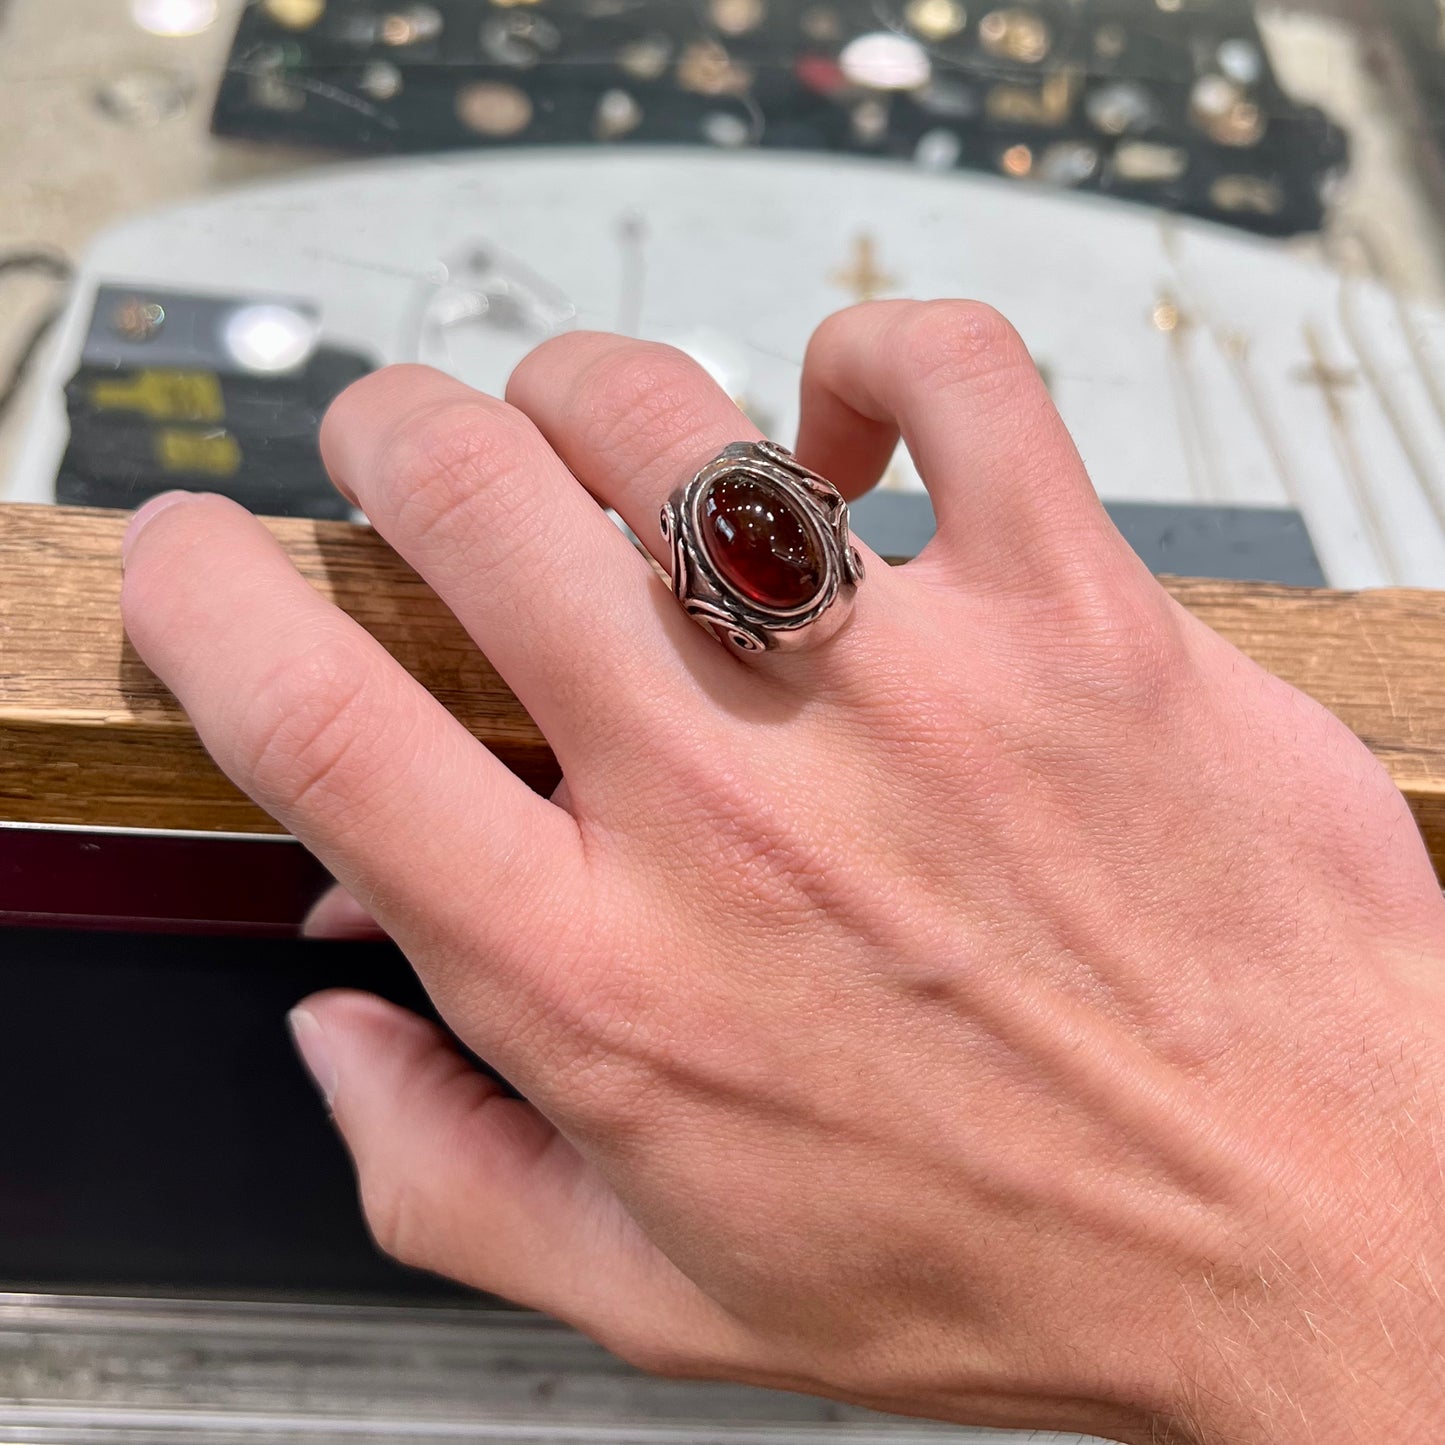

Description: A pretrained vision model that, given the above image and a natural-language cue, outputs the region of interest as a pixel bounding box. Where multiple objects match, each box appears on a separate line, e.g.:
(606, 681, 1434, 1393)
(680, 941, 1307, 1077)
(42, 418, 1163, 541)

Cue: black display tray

(210, 0, 1348, 237)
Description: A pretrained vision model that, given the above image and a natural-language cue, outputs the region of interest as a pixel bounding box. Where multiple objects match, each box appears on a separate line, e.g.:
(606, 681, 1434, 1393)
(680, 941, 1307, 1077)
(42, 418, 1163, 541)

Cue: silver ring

(660, 440, 864, 656)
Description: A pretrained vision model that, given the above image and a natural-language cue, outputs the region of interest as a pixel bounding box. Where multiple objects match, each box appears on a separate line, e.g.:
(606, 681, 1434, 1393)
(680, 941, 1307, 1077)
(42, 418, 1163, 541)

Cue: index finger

(120, 490, 591, 1046)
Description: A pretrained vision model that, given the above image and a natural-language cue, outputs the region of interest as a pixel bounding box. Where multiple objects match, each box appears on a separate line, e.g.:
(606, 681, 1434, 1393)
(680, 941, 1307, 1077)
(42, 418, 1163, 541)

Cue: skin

(119, 301, 1445, 1443)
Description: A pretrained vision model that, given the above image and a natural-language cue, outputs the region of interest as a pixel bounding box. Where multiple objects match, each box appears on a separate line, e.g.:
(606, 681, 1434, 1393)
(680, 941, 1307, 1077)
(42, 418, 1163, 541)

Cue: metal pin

(1085, 81, 1156, 135)
(618, 35, 672, 80)
(456, 81, 533, 135)
(480, 12, 560, 67)
(1113, 141, 1187, 182)
(986, 70, 1072, 124)
(1190, 75, 1263, 146)
(850, 97, 891, 144)
(359, 60, 403, 101)
(999, 143, 1033, 176)
(1037, 140, 1098, 185)
(839, 32, 931, 90)
(263, 0, 325, 28)
(380, 5, 442, 46)
(709, 0, 765, 36)
(702, 110, 752, 146)
(914, 128, 962, 169)
(905, 0, 966, 41)
(1216, 39, 1263, 86)
(595, 88, 643, 139)
(111, 298, 167, 342)
(978, 8, 1050, 63)
(1209, 175, 1282, 213)
(677, 41, 752, 96)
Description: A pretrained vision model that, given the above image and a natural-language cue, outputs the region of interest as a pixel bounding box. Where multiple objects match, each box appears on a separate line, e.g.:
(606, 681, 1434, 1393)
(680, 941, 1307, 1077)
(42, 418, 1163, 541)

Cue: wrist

(1151, 973, 1445, 1445)
(1167, 1246, 1445, 1443)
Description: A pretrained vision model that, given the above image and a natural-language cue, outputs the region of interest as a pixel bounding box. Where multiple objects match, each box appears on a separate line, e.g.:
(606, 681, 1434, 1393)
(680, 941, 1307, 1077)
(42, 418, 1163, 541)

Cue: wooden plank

(1163, 578, 1445, 880)
(2, 503, 1444, 880)
(0, 503, 555, 835)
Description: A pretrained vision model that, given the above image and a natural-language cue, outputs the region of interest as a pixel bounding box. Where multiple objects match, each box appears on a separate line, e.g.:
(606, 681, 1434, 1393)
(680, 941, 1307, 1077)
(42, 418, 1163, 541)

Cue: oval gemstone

(700, 476, 824, 610)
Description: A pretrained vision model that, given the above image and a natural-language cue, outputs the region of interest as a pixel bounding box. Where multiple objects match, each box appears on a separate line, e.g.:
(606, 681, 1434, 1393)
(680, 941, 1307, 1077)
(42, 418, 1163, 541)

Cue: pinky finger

(288, 990, 747, 1374)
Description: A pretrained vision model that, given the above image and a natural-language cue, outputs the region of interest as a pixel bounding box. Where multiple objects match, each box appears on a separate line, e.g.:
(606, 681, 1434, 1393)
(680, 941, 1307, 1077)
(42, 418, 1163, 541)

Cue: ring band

(660, 441, 864, 656)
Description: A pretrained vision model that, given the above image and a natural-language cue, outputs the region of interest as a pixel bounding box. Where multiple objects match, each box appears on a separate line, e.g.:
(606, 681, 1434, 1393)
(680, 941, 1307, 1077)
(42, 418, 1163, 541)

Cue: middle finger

(321, 365, 730, 769)
(507, 333, 834, 575)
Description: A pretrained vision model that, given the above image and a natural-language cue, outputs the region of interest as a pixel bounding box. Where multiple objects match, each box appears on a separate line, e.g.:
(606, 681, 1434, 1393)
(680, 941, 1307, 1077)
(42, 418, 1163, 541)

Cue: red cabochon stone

(700, 476, 824, 610)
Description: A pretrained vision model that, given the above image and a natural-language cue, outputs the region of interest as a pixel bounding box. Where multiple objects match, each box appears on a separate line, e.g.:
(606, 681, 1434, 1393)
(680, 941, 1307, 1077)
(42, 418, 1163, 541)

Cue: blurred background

(1, 2, 1444, 1440)
(5, 0, 1445, 583)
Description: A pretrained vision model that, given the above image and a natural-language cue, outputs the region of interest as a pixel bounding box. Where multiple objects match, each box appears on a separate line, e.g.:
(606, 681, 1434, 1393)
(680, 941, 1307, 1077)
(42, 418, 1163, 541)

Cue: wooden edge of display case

(3, 502, 1445, 882)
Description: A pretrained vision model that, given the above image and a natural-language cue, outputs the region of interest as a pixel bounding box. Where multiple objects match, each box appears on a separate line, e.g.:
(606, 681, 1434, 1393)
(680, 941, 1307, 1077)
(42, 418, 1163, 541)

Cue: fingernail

(288, 1006, 339, 1108)
(121, 490, 194, 566)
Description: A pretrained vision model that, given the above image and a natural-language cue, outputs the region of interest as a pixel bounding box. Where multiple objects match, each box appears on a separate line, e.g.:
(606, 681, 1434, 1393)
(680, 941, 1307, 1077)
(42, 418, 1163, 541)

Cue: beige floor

(2, 0, 1443, 489)
(0, 0, 318, 484)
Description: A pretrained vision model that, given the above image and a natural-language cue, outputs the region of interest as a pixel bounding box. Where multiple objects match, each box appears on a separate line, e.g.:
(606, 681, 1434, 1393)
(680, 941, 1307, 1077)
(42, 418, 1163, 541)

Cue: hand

(120, 301, 1445, 1444)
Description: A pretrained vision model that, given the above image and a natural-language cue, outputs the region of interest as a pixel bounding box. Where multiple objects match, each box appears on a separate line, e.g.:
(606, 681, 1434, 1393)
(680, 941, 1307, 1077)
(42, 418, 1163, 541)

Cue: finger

(796, 300, 1129, 589)
(507, 332, 877, 576)
(303, 883, 387, 941)
(320, 366, 725, 764)
(303, 774, 579, 943)
(290, 990, 739, 1371)
(121, 491, 585, 1002)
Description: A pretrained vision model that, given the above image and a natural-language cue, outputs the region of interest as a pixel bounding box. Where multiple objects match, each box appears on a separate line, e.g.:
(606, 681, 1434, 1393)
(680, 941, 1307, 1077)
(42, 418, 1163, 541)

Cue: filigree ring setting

(660, 440, 864, 656)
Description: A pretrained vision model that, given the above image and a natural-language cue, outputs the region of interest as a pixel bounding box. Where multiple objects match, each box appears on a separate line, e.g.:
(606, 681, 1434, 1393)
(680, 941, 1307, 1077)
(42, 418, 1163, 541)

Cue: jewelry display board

(212, 0, 1346, 237)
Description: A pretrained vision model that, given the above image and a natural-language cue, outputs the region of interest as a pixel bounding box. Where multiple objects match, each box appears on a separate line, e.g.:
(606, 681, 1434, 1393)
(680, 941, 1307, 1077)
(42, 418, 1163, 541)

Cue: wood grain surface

(3, 502, 1444, 882)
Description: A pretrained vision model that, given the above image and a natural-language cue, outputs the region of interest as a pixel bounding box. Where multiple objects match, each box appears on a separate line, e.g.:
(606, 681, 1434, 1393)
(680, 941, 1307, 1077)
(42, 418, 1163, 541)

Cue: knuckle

(573, 344, 717, 465)
(325, 367, 391, 426)
(892, 299, 1032, 395)
(1030, 575, 1193, 723)
(806, 301, 879, 364)
(237, 629, 385, 815)
(509, 330, 599, 392)
(323, 365, 443, 456)
(808, 298, 910, 355)
(380, 399, 538, 551)
(335, 363, 451, 419)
